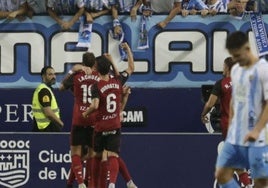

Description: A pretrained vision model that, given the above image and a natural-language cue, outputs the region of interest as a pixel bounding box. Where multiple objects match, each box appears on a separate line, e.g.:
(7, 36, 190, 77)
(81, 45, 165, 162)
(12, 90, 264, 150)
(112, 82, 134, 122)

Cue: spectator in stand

(139, 0, 182, 29)
(0, 0, 28, 21)
(83, 0, 111, 23)
(26, 0, 47, 18)
(109, 0, 143, 38)
(227, 0, 256, 16)
(130, 0, 143, 21)
(181, 0, 209, 17)
(258, 0, 268, 13)
(47, 0, 84, 30)
(106, 0, 143, 24)
(206, 0, 228, 16)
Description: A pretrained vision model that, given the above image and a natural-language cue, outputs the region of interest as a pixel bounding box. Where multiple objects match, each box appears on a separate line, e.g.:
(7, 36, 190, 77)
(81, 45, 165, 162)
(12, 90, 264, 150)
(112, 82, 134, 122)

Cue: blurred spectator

(108, 0, 144, 23)
(83, 0, 111, 23)
(227, 0, 257, 16)
(0, 0, 28, 21)
(142, 0, 182, 29)
(206, 0, 228, 16)
(26, 0, 47, 18)
(108, 1, 144, 58)
(258, 0, 268, 13)
(181, 0, 209, 17)
(227, 0, 248, 16)
(130, 0, 143, 21)
(47, 0, 84, 30)
(110, 0, 147, 34)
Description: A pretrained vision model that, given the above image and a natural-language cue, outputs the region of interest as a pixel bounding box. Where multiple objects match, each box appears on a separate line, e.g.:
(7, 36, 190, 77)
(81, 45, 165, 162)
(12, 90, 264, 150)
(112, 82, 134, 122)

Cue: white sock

(127, 180, 133, 185)
(108, 183, 115, 188)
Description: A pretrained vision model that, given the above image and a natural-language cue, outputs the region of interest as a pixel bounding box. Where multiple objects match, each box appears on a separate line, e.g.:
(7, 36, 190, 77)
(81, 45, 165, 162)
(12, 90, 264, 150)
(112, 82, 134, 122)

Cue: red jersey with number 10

(93, 76, 123, 132)
(72, 71, 100, 127)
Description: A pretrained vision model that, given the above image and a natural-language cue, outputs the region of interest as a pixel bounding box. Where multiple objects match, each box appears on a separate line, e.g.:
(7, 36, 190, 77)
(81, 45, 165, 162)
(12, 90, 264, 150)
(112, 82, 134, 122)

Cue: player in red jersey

(94, 44, 137, 188)
(82, 54, 130, 188)
(201, 57, 235, 139)
(201, 57, 252, 188)
(61, 43, 137, 188)
(60, 52, 98, 188)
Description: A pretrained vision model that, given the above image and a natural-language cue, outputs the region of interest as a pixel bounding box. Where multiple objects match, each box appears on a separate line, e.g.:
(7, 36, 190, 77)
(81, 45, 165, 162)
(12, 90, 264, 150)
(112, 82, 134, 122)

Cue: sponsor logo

(122, 107, 147, 127)
(0, 140, 30, 188)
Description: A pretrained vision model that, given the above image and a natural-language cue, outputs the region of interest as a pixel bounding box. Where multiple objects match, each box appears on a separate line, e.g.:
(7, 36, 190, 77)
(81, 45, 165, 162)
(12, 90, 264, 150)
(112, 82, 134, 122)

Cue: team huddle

(32, 43, 137, 188)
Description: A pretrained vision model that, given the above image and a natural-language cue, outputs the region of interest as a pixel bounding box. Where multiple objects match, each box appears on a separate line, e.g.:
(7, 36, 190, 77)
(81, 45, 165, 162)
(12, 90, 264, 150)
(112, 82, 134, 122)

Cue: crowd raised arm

(1, 0, 266, 26)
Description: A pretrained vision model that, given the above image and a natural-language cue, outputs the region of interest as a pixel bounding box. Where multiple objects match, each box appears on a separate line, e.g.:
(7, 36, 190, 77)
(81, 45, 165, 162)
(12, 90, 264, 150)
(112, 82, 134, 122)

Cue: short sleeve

(211, 79, 222, 97)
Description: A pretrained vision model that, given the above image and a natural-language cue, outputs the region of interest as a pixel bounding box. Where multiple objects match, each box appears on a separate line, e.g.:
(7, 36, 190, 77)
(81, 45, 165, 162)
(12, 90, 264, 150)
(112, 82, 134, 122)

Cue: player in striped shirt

(215, 31, 268, 188)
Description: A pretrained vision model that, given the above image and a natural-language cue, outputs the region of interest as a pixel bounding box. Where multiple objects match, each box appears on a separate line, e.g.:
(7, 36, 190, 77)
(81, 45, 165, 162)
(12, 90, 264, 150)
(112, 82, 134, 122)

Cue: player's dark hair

(96, 55, 111, 75)
(226, 31, 249, 50)
(82, 52, 95, 67)
(41, 66, 53, 76)
(224, 57, 236, 71)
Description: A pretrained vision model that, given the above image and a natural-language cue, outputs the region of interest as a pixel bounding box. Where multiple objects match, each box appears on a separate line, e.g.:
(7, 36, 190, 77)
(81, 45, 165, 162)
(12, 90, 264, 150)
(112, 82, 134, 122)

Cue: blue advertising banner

(0, 88, 207, 133)
(0, 15, 267, 88)
(0, 133, 222, 188)
(1, 14, 267, 133)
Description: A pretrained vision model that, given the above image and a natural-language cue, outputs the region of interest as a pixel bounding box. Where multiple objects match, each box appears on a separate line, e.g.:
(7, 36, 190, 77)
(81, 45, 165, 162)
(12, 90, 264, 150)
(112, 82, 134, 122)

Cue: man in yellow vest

(32, 66, 64, 132)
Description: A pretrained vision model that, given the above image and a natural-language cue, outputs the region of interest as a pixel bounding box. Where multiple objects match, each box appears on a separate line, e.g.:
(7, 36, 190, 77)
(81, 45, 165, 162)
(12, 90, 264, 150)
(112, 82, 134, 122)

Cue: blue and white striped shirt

(116, 0, 138, 12)
(47, 0, 84, 14)
(26, 0, 47, 13)
(226, 58, 268, 147)
(207, 0, 227, 13)
(182, 0, 208, 10)
(83, 0, 111, 11)
(0, 0, 26, 11)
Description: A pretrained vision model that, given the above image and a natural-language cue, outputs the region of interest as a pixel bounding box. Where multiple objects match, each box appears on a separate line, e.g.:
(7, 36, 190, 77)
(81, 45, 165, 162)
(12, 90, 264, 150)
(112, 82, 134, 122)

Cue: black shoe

(84, 179, 88, 186)
(66, 184, 73, 188)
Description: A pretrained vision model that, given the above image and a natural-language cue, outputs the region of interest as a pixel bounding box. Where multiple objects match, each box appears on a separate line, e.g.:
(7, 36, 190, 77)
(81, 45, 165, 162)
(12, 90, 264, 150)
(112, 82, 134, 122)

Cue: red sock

(71, 154, 84, 184)
(239, 172, 251, 186)
(108, 156, 119, 184)
(98, 160, 108, 188)
(91, 157, 101, 188)
(67, 167, 76, 185)
(118, 157, 131, 182)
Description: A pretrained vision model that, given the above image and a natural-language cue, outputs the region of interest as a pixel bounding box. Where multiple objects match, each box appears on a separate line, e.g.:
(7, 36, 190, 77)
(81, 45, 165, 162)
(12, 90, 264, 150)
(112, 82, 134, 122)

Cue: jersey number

(106, 93, 117, 113)
(81, 84, 92, 104)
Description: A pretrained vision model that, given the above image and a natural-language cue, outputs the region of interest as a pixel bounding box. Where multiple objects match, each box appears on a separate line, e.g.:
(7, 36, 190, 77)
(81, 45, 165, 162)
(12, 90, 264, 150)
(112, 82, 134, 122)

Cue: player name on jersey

(100, 83, 120, 93)
(78, 74, 100, 82)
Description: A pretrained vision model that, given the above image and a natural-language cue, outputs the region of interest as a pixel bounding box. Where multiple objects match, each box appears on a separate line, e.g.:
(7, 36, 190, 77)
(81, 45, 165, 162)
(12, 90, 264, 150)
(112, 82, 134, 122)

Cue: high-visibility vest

(32, 83, 60, 130)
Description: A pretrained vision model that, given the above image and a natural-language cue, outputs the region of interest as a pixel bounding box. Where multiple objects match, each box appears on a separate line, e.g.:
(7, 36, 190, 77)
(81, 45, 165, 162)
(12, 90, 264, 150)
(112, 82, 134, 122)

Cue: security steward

(32, 66, 64, 132)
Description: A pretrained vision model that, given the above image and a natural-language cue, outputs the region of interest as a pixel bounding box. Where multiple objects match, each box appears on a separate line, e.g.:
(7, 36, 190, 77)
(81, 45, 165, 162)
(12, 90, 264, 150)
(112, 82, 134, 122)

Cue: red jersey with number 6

(92, 76, 123, 132)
